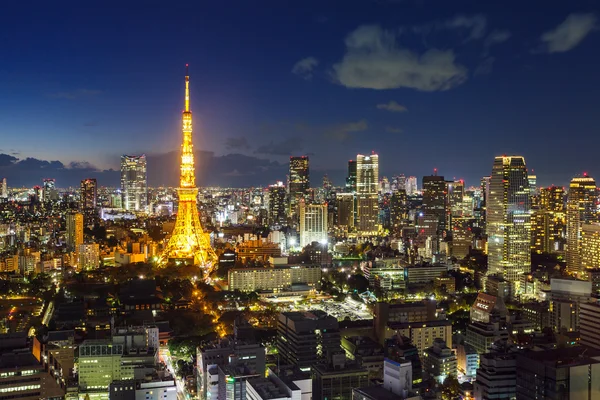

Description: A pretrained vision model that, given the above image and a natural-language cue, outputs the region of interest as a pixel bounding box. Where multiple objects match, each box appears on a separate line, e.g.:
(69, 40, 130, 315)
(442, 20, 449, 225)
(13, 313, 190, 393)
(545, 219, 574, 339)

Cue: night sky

(1, 0, 599, 188)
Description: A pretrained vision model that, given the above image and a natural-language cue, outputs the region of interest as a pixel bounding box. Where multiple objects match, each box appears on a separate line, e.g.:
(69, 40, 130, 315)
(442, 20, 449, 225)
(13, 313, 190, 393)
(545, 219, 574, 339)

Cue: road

(159, 346, 188, 400)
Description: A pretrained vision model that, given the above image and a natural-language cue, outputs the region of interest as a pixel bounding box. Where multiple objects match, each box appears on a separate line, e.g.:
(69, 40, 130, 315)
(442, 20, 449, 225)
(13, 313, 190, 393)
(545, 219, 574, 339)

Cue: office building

(385, 320, 452, 354)
(80, 178, 97, 212)
(423, 338, 457, 384)
(299, 201, 327, 247)
(346, 160, 357, 192)
(532, 185, 566, 254)
(566, 174, 597, 275)
(452, 217, 473, 259)
(228, 265, 321, 292)
(581, 223, 600, 271)
(516, 347, 600, 400)
(313, 354, 369, 400)
(78, 243, 100, 270)
(487, 156, 531, 286)
(374, 301, 437, 342)
(276, 311, 340, 371)
(246, 368, 303, 400)
(356, 193, 379, 234)
(579, 301, 600, 350)
(465, 322, 508, 355)
(197, 338, 265, 400)
(549, 278, 592, 332)
(356, 153, 379, 194)
(0, 348, 64, 400)
(402, 264, 448, 284)
(268, 182, 287, 226)
(473, 345, 517, 400)
(422, 174, 447, 235)
(78, 341, 125, 391)
(42, 178, 59, 202)
(66, 212, 84, 253)
(405, 176, 417, 196)
(456, 343, 479, 378)
(289, 156, 309, 212)
(121, 154, 147, 212)
(389, 190, 407, 233)
(336, 193, 354, 229)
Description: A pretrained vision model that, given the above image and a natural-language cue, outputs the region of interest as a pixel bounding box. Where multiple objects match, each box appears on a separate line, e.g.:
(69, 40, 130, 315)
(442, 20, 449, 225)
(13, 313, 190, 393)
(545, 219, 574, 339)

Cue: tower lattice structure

(158, 66, 217, 274)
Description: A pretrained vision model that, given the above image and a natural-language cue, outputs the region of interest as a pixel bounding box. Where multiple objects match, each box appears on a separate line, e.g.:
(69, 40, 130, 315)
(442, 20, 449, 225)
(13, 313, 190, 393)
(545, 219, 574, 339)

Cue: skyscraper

(42, 178, 58, 202)
(566, 174, 597, 276)
(335, 193, 354, 230)
(487, 156, 531, 285)
(405, 176, 418, 196)
(422, 174, 447, 235)
(531, 186, 565, 254)
(120, 154, 148, 212)
(158, 66, 217, 273)
(1, 178, 6, 199)
(299, 200, 328, 247)
(346, 160, 357, 193)
(268, 182, 287, 226)
(66, 211, 84, 253)
(80, 178, 98, 212)
(356, 153, 379, 194)
(289, 156, 309, 212)
(356, 153, 379, 234)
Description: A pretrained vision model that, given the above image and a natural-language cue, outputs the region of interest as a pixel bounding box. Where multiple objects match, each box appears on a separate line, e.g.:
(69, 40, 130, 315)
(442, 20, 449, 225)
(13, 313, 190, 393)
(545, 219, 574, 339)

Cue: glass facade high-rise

(487, 156, 531, 285)
(268, 182, 287, 226)
(356, 154, 379, 194)
(120, 154, 148, 212)
(422, 175, 447, 235)
(289, 156, 310, 213)
(566, 174, 598, 275)
(356, 153, 380, 234)
(346, 160, 357, 193)
(80, 178, 98, 211)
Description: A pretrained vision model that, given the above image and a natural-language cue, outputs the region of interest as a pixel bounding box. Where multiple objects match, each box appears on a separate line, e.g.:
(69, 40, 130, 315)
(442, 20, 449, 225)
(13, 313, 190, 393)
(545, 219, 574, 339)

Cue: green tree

(441, 374, 460, 400)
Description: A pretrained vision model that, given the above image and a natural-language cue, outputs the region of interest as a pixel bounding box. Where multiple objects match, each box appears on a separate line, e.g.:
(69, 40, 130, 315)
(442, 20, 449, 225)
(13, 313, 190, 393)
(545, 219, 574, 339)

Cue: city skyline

(1, 1, 600, 187)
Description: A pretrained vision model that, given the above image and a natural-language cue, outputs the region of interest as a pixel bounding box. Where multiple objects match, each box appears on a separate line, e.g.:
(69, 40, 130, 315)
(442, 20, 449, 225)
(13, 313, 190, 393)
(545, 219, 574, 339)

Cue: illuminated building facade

(78, 243, 100, 270)
(299, 200, 327, 247)
(356, 153, 379, 234)
(42, 178, 58, 202)
(405, 176, 418, 196)
(566, 175, 597, 275)
(346, 160, 357, 192)
(531, 186, 565, 254)
(1, 178, 6, 199)
(389, 189, 407, 232)
(228, 265, 321, 292)
(268, 182, 287, 226)
(120, 154, 147, 212)
(581, 223, 600, 271)
(289, 156, 309, 214)
(80, 178, 97, 212)
(335, 192, 355, 229)
(158, 66, 217, 273)
(356, 153, 379, 194)
(66, 212, 83, 253)
(422, 174, 447, 235)
(487, 156, 531, 285)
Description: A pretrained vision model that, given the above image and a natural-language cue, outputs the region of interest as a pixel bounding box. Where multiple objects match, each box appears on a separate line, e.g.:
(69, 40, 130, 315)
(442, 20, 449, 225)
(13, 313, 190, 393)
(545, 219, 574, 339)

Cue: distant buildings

(487, 155, 531, 289)
(120, 154, 147, 212)
(356, 153, 380, 234)
(422, 174, 447, 235)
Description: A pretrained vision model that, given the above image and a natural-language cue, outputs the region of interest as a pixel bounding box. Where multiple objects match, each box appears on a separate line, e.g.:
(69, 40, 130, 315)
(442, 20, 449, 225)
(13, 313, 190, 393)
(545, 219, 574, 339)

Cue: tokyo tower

(157, 65, 217, 275)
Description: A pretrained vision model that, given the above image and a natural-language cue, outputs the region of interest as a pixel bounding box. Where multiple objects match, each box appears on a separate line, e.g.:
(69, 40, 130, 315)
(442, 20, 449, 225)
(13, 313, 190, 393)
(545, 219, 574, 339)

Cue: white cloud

(292, 57, 319, 79)
(485, 30, 511, 47)
(377, 101, 407, 112)
(444, 14, 487, 41)
(539, 13, 597, 53)
(324, 120, 368, 141)
(332, 25, 468, 91)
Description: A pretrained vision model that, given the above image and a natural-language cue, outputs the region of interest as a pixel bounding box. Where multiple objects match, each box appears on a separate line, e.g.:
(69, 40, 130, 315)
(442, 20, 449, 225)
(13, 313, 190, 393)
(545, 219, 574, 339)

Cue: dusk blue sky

(1, 0, 599, 188)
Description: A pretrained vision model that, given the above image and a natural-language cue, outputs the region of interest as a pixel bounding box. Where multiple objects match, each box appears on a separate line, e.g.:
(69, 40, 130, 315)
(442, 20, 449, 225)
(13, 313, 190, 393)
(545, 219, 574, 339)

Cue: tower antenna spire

(184, 64, 190, 112)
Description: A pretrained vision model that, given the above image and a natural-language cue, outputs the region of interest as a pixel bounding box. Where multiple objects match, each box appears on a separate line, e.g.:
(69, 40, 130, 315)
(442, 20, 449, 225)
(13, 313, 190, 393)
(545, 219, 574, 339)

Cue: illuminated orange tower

(158, 65, 217, 274)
